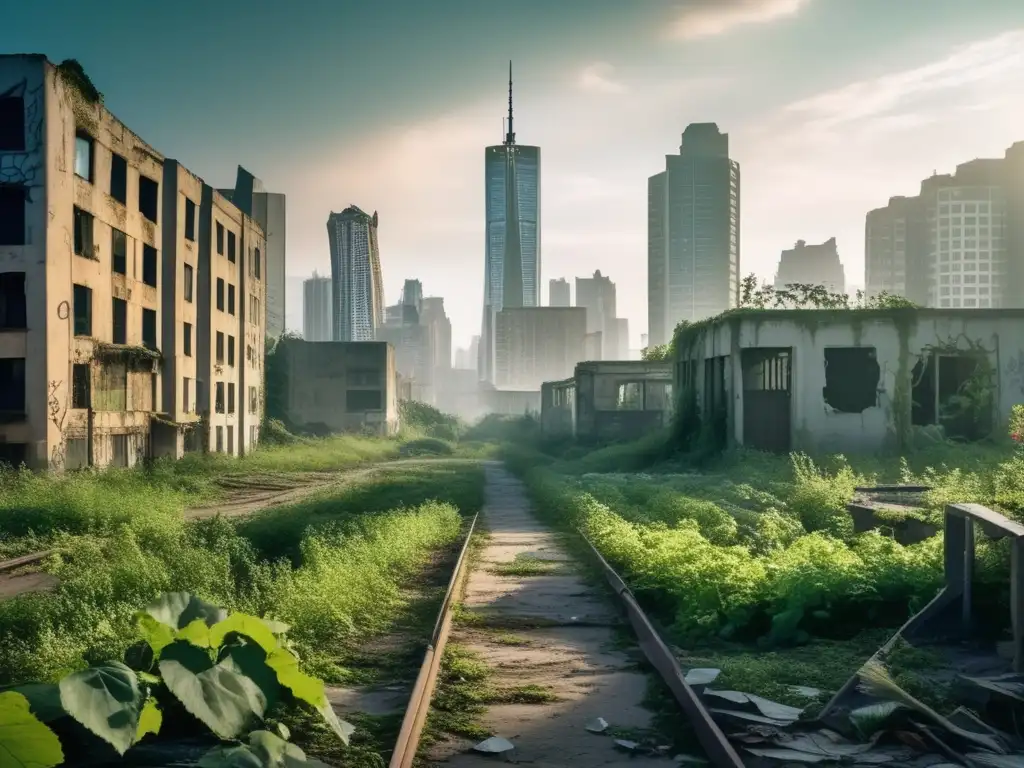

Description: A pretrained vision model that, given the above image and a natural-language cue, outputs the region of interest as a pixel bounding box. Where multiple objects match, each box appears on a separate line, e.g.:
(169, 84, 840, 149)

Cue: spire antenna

(505, 60, 516, 146)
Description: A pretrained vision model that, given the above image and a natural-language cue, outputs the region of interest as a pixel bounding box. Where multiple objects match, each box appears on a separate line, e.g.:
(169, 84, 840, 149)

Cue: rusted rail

(579, 534, 746, 768)
(389, 512, 479, 768)
(0, 550, 54, 574)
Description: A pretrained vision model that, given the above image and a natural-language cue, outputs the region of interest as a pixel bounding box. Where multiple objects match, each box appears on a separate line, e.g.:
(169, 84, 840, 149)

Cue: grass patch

(491, 632, 531, 646)
(489, 683, 559, 704)
(424, 644, 493, 744)
(488, 553, 564, 577)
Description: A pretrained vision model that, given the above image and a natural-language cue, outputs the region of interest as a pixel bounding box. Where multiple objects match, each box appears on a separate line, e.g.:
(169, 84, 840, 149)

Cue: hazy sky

(7, 0, 1024, 349)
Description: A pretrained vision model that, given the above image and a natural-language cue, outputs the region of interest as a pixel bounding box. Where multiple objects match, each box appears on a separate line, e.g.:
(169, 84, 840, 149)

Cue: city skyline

(13, 2, 1023, 348)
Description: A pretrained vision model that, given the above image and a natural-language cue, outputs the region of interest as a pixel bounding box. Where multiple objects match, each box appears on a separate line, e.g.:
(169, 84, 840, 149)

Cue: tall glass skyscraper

(480, 63, 541, 382)
(327, 206, 385, 341)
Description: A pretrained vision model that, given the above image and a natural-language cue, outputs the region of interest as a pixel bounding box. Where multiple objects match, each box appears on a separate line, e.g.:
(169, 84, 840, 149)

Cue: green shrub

(399, 437, 455, 457)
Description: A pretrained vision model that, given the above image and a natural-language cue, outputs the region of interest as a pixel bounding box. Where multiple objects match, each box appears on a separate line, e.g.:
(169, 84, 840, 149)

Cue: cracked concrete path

(427, 462, 670, 766)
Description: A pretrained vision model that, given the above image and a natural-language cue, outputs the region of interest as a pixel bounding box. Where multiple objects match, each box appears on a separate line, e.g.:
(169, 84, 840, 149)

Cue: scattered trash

(703, 689, 804, 723)
(585, 717, 609, 733)
(787, 685, 823, 699)
(684, 668, 721, 686)
(673, 754, 709, 764)
(473, 736, 515, 754)
(614, 739, 640, 752)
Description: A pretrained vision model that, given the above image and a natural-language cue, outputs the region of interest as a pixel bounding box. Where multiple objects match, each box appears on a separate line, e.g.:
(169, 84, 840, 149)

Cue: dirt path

(427, 463, 668, 767)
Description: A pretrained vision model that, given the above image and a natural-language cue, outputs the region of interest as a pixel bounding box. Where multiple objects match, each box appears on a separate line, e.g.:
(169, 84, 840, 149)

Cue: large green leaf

(221, 643, 280, 713)
(6, 684, 65, 724)
(0, 691, 65, 768)
(197, 730, 334, 768)
(135, 612, 176, 656)
(264, 649, 352, 745)
(178, 618, 214, 648)
(146, 592, 228, 630)
(210, 613, 280, 653)
(135, 697, 162, 743)
(158, 641, 267, 739)
(58, 661, 143, 755)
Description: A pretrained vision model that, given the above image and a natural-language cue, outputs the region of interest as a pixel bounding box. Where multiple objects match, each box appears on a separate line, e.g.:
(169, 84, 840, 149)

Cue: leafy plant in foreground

(0, 591, 353, 767)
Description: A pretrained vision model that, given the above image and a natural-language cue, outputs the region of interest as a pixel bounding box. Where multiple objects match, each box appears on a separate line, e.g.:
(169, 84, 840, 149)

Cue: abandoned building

(280, 339, 400, 436)
(672, 308, 1024, 454)
(0, 55, 266, 469)
(541, 360, 674, 440)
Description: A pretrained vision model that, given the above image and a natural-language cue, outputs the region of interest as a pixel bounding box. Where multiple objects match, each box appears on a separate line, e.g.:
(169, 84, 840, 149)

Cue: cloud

(578, 62, 626, 94)
(666, 0, 812, 40)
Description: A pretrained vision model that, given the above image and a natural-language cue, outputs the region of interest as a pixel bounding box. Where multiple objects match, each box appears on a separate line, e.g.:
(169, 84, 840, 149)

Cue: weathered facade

(281, 339, 399, 436)
(0, 55, 266, 469)
(672, 309, 1024, 455)
(541, 361, 674, 440)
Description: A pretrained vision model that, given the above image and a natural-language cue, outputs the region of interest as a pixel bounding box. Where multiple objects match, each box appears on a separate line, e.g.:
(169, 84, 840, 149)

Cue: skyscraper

(576, 270, 619, 359)
(327, 206, 384, 341)
(549, 278, 570, 307)
(648, 123, 740, 346)
(481, 62, 541, 382)
(302, 272, 332, 342)
(774, 238, 846, 295)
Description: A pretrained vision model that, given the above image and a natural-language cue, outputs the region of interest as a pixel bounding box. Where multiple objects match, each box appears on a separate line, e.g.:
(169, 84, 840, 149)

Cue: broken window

(111, 228, 127, 274)
(110, 153, 127, 204)
(94, 363, 127, 411)
(112, 297, 127, 344)
(142, 308, 157, 350)
(346, 389, 382, 411)
(142, 244, 158, 287)
(215, 382, 225, 413)
(823, 347, 880, 413)
(183, 263, 194, 302)
(227, 231, 236, 263)
(911, 352, 992, 440)
(138, 175, 158, 223)
(216, 331, 224, 363)
(183, 322, 192, 356)
(645, 381, 673, 411)
(216, 222, 224, 255)
(74, 131, 93, 181)
(228, 383, 236, 414)
(73, 207, 94, 258)
(72, 363, 91, 409)
(254, 247, 261, 279)
(228, 284, 236, 315)
(0, 358, 26, 416)
(73, 283, 92, 336)
(184, 198, 196, 241)
(227, 335, 235, 366)
(0, 96, 25, 151)
(216, 278, 225, 311)
(0, 272, 27, 329)
(0, 186, 26, 245)
(249, 386, 258, 414)
(616, 382, 643, 410)
(216, 425, 224, 451)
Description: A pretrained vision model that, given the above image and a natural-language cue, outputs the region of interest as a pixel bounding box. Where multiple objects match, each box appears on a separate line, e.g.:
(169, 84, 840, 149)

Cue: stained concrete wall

(679, 309, 1024, 454)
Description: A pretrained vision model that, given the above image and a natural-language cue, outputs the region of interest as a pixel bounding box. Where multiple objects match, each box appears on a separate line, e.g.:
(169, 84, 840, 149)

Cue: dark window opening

(183, 322, 192, 356)
(0, 272, 27, 329)
(346, 389, 382, 411)
(0, 357, 26, 416)
(0, 96, 25, 151)
(183, 263, 194, 302)
(216, 425, 224, 451)
(227, 231, 236, 263)
(73, 206, 94, 258)
(227, 335, 235, 366)
(111, 228, 127, 274)
(0, 443, 27, 468)
(228, 383, 236, 414)
(911, 352, 992, 440)
(142, 308, 157, 350)
(142, 244, 158, 287)
(216, 331, 224, 363)
(216, 222, 224, 255)
(72, 363, 91, 409)
(73, 284, 92, 336)
(216, 278, 225, 311)
(112, 297, 127, 344)
(109, 153, 127, 204)
(138, 175, 158, 223)
(0, 186, 26, 245)
(616, 382, 643, 410)
(228, 284, 236, 315)
(74, 131, 93, 182)
(184, 198, 196, 241)
(823, 347, 880, 413)
(215, 382, 225, 413)
(254, 247, 261, 279)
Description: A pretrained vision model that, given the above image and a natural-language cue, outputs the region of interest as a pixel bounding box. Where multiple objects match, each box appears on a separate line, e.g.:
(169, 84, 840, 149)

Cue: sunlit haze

(9, 0, 1024, 349)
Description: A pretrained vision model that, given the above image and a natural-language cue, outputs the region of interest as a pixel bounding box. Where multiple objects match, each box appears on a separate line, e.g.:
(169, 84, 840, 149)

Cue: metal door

(741, 348, 792, 453)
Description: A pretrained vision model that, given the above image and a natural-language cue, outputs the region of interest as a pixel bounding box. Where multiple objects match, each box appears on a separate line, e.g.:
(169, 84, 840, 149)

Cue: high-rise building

(576, 270, 618, 358)
(481, 63, 541, 382)
(494, 308, 586, 390)
(865, 142, 1024, 308)
(774, 238, 846, 295)
(220, 167, 286, 340)
(302, 272, 332, 341)
(549, 278, 570, 307)
(421, 297, 452, 371)
(648, 123, 740, 346)
(327, 206, 384, 341)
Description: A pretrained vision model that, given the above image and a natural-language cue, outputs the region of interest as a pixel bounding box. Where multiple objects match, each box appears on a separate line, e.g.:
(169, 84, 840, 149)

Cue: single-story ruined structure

(672, 308, 1024, 454)
(281, 339, 400, 436)
(541, 360, 674, 440)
